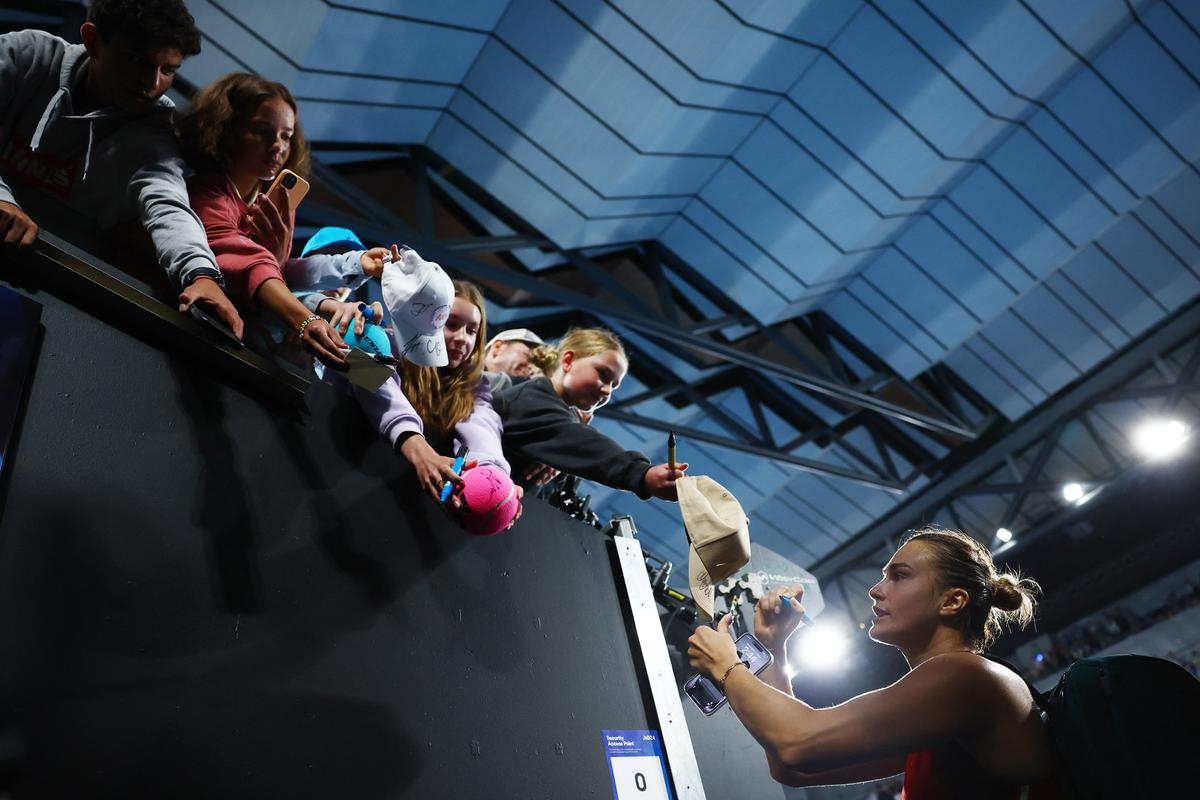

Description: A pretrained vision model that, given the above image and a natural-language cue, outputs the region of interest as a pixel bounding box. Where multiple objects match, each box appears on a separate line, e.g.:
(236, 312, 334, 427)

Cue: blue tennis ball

(342, 320, 392, 358)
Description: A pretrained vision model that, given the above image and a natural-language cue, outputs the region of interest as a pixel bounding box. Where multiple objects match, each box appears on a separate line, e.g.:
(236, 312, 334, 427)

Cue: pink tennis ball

(452, 464, 520, 536)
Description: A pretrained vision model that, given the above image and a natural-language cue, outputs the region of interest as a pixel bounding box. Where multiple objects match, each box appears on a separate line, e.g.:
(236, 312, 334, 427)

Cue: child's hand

(361, 244, 402, 279)
(247, 190, 292, 266)
(642, 461, 689, 501)
(298, 315, 349, 370)
(522, 462, 560, 486)
(318, 299, 384, 336)
(400, 435, 465, 501)
(505, 484, 525, 531)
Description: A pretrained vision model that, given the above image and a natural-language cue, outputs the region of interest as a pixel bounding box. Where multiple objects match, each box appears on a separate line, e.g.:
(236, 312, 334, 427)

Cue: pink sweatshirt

(186, 172, 368, 304)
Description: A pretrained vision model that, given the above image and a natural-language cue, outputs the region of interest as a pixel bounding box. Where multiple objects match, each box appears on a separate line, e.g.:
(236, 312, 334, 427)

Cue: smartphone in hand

(684, 633, 774, 715)
(264, 168, 310, 210)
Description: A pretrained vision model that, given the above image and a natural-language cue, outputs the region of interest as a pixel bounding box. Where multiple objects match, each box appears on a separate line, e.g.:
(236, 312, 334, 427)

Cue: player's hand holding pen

(753, 583, 810, 654)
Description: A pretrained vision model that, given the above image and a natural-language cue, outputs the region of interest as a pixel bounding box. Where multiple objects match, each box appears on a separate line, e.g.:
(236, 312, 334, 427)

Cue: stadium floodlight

(1062, 483, 1085, 503)
(794, 624, 851, 672)
(1132, 419, 1188, 461)
(996, 527, 1014, 543)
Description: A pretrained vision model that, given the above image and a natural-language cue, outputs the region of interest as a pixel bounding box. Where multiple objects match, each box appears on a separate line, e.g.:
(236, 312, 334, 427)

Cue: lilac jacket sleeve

(283, 250, 369, 292)
(453, 377, 509, 475)
(352, 371, 423, 448)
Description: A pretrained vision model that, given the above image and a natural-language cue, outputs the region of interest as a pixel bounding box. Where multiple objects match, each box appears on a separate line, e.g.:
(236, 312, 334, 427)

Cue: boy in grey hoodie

(0, 0, 243, 338)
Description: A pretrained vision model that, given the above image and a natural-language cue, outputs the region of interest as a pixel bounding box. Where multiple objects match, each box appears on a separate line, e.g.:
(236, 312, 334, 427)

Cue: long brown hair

(176, 72, 310, 177)
(401, 280, 487, 438)
(904, 527, 1040, 651)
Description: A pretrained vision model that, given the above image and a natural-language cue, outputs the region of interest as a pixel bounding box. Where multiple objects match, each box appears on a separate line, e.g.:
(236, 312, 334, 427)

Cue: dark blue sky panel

(294, 73, 458, 109)
(982, 310, 1083, 392)
(1060, 244, 1166, 337)
(927, 203, 1037, 294)
(735, 123, 913, 253)
(944, 345, 1036, 420)
(947, 167, 1075, 277)
(969, 331, 1049, 405)
(440, 92, 691, 218)
(820, 290, 930, 378)
(1048, 67, 1187, 197)
(610, 0, 824, 93)
(922, 0, 1084, 100)
(1094, 25, 1200, 161)
(768, 101, 935, 216)
(497, 0, 765, 155)
(897, 216, 1020, 320)
(1097, 216, 1200, 311)
(873, 0, 1036, 121)
(723, 0, 864, 44)
(1025, 0, 1140, 58)
(1022, 108, 1140, 216)
(559, 0, 780, 114)
(308, 7, 489, 82)
(697, 165, 845, 290)
(987, 128, 1118, 246)
(833, 5, 1011, 159)
(1042, 270, 1132, 351)
(345, 0, 513, 29)
(788, 57, 964, 197)
(859, 248, 981, 348)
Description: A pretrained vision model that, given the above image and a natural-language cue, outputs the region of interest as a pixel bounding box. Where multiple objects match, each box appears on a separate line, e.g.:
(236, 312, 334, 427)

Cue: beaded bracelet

(719, 660, 749, 693)
(297, 314, 320, 338)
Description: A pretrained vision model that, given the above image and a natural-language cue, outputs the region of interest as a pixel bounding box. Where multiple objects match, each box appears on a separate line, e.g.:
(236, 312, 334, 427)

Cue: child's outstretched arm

(453, 378, 510, 475)
(641, 462, 689, 501)
(495, 380, 660, 498)
(354, 373, 463, 501)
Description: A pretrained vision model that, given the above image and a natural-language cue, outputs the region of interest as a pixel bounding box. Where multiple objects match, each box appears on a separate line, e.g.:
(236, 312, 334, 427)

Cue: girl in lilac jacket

(355, 270, 515, 516)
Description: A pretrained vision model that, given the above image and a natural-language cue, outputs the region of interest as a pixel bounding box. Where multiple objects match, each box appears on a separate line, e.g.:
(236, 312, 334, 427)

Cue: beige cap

(678, 475, 751, 619)
(485, 327, 545, 350)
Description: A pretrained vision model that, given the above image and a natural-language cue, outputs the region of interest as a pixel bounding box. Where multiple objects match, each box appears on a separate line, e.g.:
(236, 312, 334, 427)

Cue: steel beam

(810, 297, 1200, 581)
(1000, 422, 1065, 529)
(439, 234, 553, 253)
(600, 409, 905, 492)
(1097, 380, 1200, 404)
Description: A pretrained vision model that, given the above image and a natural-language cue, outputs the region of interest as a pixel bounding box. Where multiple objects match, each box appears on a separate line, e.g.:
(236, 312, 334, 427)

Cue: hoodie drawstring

(30, 87, 67, 151)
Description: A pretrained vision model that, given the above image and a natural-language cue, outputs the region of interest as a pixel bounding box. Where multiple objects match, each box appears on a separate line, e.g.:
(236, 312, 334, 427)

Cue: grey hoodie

(0, 29, 219, 287)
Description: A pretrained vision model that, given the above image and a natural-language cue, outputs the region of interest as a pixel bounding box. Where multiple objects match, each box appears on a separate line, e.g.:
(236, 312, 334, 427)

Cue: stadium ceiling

(23, 1, 1200, 621)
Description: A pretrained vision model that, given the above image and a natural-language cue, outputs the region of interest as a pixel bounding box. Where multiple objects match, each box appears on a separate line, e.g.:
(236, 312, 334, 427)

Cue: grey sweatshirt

(0, 29, 220, 287)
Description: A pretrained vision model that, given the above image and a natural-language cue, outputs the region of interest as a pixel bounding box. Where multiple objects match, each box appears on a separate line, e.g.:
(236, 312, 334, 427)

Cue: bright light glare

(1062, 483, 1085, 503)
(796, 625, 850, 671)
(1132, 419, 1188, 461)
(996, 527, 1014, 543)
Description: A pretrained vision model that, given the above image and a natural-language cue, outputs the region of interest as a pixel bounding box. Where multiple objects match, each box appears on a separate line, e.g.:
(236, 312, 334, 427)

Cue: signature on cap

(399, 334, 445, 359)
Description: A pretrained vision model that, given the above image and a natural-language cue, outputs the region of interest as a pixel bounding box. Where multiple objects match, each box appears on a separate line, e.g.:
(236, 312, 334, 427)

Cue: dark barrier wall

(0, 277, 661, 798)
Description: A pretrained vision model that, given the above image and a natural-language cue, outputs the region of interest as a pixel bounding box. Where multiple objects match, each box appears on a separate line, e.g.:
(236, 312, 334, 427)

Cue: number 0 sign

(602, 730, 672, 800)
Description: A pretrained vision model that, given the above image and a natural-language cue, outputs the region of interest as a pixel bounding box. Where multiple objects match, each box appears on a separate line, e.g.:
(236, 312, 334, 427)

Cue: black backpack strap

(982, 653, 1052, 716)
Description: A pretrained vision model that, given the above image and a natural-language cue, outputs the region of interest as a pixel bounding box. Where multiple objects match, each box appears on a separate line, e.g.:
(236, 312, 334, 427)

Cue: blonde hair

(904, 527, 1040, 651)
(530, 327, 627, 376)
(400, 280, 486, 438)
